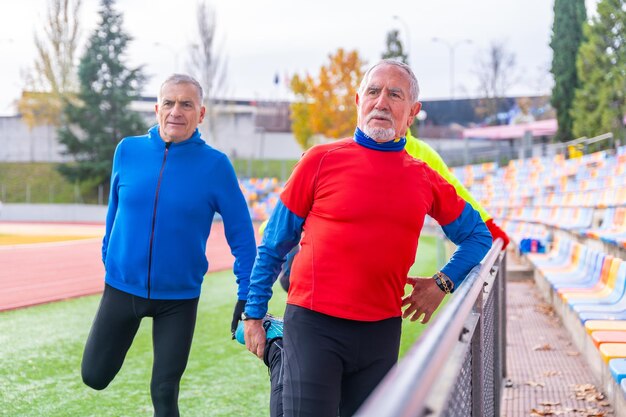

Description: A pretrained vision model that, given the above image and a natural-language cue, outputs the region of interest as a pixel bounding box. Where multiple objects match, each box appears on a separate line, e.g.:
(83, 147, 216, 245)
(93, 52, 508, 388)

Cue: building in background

(0, 95, 555, 166)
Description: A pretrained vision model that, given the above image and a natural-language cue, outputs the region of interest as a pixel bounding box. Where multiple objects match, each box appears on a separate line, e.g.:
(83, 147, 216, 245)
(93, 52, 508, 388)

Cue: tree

(57, 0, 147, 188)
(381, 29, 408, 64)
(289, 48, 366, 150)
(571, 0, 626, 144)
(474, 41, 517, 124)
(17, 0, 82, 128)
(187, 0, 227, 144)
(550, 0, 587, 142)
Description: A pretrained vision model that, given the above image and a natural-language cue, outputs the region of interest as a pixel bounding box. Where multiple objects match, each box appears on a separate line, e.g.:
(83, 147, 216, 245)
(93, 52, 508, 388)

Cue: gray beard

(363, 126, 396, 142)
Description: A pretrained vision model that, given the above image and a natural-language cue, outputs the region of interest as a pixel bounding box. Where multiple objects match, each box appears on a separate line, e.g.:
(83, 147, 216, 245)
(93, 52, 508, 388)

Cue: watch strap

(433, 271, 453, 294)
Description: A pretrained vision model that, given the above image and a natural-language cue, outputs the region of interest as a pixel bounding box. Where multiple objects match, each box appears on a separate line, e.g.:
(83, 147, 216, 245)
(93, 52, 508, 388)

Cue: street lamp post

(392, 15, 411, 67)
(431, 38, 472, 100)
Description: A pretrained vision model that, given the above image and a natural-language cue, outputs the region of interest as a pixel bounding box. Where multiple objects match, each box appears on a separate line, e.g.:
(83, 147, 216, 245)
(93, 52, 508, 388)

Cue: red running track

(0, 222, 243, 312)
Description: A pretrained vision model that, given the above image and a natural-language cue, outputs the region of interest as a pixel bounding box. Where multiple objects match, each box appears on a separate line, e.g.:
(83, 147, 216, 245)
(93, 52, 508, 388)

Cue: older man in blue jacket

(81, 74, 257, 417)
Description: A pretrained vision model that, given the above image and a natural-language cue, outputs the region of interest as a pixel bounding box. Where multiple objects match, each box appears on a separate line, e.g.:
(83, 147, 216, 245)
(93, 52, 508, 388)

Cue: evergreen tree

(571, 0, 625, 144)
(381, 29, 408, 64)
(550, 0, 586, 142)
(57, 0, 147, 188)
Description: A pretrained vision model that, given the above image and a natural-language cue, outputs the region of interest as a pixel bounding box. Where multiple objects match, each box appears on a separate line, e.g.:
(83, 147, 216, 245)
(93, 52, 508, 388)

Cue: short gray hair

(358, 59, 420, 103)
(159, 74, 204, 103)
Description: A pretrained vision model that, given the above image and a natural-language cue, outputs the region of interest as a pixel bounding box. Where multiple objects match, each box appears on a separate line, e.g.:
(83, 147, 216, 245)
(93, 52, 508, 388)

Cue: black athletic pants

(268, 339, 285, 417)
(277, 304, 402, 417)
(81, 284, 198, 417)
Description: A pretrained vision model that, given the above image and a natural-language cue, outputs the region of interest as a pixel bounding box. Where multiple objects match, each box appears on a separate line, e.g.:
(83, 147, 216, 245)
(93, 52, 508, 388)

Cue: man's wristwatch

(433, 271, 454, 294)
(241, 312, 262, 321)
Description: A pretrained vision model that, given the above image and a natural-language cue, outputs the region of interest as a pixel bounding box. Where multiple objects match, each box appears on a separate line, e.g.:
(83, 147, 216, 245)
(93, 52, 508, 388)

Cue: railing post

(493, 255, 506, 417)
(471, 288, 484, 417)
(500, 253, 507, 379)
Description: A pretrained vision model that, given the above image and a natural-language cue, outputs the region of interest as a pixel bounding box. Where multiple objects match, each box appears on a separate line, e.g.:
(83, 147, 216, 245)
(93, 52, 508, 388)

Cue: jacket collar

(148, 124, 204, 148)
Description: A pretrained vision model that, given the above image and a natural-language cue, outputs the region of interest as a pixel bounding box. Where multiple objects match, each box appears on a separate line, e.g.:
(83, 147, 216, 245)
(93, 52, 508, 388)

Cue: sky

(0, 0, 600, 117)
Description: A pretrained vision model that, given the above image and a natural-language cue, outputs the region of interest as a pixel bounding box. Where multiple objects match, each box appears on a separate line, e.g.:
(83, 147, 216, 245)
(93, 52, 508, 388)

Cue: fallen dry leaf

(573, 384, 607, 403)
(543, 370, 561, 377)
(530, 408, 555, 416)
(525, 380, 546, 388)
(586, 393, 605, 402)
(573, 384, 596, 393)
(533, 344, 553, 351)
(583, 410, 606, 417)
(539, 401, 561, 406)
(535, 304, 556, 316)
(566, 350, 580, 356)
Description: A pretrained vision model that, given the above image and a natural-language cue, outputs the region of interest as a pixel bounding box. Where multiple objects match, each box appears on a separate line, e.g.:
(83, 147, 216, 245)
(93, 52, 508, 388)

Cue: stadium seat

(591, 331, 626, 348)
(559, 257, 621, 302)
(598, 343, 626, 363)
(609, 359, 626, 385)
(548, 248, 601, 288)
(572, 262, 626, 312)
(538, 243, 587, 281)
(579, 310, 626, 323)
(585, 320, 626, 334)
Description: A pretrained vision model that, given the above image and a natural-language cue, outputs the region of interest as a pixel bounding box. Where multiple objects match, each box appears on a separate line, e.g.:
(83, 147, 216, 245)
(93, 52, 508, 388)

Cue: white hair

(358, 59, 420, 103)
(159, 74, 204, 103)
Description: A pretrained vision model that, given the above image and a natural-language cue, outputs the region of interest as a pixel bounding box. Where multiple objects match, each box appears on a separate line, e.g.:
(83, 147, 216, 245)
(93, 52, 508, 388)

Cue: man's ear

(355, 92, 360, 107)
(198, 106, 206, 123)
(154, 103, 159, 116)
(408, 101, 422, 127)
(412, 102, 422, 118)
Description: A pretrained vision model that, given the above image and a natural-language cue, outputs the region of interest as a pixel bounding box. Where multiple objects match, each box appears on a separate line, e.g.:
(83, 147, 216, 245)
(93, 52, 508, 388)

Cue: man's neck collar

(353, 127, 406, 152)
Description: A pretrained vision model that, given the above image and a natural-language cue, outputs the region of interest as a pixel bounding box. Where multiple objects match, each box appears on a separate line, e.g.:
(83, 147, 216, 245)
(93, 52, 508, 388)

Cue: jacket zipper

(147, 141, 171, 298)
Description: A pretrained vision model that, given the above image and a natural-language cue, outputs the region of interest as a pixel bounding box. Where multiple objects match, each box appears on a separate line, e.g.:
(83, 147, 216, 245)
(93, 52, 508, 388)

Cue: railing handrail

(547, 132, 615, 152)
(355, 238, 504, 417)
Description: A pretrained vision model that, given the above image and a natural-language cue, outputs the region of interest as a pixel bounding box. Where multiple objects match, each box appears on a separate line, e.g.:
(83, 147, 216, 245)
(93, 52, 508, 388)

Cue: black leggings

(81, 284, 198, 417)
(278, 305, 402, 417)
(268, 339, 285, 417)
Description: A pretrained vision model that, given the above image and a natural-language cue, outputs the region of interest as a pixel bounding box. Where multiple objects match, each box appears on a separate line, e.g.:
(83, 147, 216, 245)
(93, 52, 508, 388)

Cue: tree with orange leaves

(289, 48, 366, 150)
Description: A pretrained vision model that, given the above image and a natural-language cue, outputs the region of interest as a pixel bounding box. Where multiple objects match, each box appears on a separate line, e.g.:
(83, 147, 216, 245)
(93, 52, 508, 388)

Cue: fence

(0, 183, 108, 205)
(355, 239, 506, 417)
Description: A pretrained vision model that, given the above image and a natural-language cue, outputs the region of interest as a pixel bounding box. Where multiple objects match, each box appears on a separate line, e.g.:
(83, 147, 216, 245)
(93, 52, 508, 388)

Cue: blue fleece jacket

(102, 125, 257, 300)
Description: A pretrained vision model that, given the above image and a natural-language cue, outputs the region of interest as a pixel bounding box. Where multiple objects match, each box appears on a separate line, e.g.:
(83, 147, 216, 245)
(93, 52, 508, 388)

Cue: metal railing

(546, 132, 616, 157)
(355, 239, 506, 417)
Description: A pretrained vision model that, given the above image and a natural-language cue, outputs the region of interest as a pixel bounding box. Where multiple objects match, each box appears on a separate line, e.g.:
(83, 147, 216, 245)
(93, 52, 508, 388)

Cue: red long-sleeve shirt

(281, 138, 466, 321)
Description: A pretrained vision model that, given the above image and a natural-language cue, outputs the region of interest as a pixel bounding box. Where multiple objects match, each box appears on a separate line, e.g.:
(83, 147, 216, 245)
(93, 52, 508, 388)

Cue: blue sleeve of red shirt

(440, 202, 492, 289)
(245, 200, 304, 319)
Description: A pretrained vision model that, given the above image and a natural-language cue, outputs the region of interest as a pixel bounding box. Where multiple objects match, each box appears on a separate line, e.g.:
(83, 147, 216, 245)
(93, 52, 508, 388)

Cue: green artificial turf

(0, 235, 440, 416)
